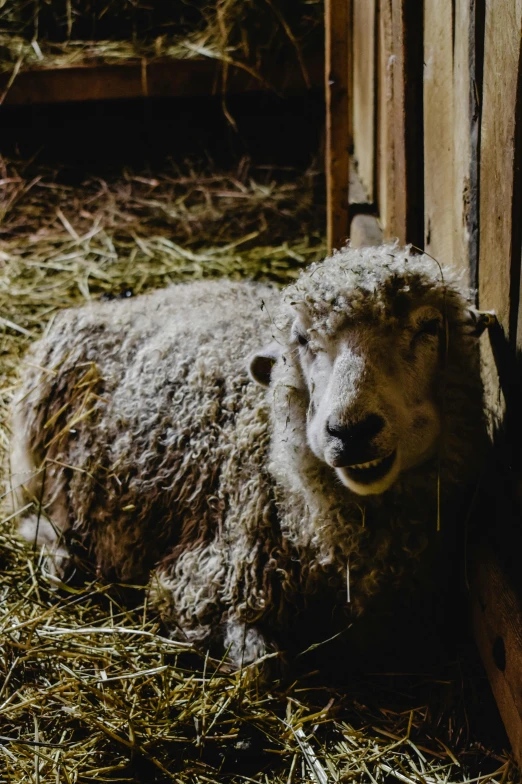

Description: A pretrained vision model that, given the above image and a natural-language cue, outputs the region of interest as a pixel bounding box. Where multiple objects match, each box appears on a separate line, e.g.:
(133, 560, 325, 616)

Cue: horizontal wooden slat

(0, 55, 324, 106)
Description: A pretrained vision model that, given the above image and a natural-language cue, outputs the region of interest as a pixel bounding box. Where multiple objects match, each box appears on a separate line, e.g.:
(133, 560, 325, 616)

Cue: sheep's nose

(326, 414, 385, 446)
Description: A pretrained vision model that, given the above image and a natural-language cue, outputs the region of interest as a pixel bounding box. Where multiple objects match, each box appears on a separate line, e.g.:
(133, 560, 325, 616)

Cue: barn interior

(0, 1, 519, 782)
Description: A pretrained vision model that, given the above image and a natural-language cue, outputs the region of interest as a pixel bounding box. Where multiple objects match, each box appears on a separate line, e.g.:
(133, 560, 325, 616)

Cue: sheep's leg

(224, 617, 269, 668)
(223, 615, 285, 680)
(17, 514, 71, 581)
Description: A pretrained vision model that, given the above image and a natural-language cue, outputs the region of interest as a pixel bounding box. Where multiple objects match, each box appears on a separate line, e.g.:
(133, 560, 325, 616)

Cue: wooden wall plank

(467, 0, 486, 292)
(478, 0, 522, 414)
(353, 0, 377, 203)
(423, 0, 481, 281)
(377, 0, 393, 236)
(375, 0, 423, 247)
(453, 0, 474, 280)
(423, 0, 455, 266)
(325, 0, 351, 253)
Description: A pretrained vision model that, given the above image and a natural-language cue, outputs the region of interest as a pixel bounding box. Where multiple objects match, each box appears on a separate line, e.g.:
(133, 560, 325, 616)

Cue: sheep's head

(250, 246, 487, 497)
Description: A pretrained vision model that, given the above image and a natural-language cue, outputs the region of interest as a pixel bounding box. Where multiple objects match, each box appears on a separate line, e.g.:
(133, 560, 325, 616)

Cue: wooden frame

(0, 56, 324, 106)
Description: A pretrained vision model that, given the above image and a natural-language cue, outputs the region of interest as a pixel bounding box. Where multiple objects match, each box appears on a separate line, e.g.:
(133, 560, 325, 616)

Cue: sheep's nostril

(326, 414, 385, 445)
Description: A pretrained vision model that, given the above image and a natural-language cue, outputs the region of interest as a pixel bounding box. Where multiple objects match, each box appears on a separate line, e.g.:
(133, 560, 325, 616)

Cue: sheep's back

(15, 279, 280, 582)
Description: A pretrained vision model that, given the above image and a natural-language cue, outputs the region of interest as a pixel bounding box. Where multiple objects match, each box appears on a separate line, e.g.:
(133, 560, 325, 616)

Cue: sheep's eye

(419, 318, 440, 336)
(296, 331, 309, 347)
(410, 318, 441, 349)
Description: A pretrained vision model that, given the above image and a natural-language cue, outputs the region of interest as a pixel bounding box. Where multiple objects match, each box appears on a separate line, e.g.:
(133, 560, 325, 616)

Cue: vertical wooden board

(478, 0, 522, 413)
(377, 0, 394, 237)
(382, 0, 424, 248)
(325, 0, 351, 253)
(452, 0, 473, 281)
(423, 0, 455, 266)
(353, 0, 376, 202)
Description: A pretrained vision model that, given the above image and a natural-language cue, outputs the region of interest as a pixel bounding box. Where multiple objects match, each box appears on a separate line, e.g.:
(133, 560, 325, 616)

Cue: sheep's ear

(249, 342, 281, 387)
(465, 308, 497, 337)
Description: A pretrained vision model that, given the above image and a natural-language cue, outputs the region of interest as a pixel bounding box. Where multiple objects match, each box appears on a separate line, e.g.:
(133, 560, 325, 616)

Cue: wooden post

(325, 0, 351, 253)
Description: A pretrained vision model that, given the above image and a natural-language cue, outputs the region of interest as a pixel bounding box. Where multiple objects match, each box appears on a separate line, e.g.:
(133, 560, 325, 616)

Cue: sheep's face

(291, 304, 445, 496)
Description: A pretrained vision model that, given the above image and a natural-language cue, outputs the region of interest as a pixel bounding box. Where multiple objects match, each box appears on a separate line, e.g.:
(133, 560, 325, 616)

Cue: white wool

(10, 245, 489, 668)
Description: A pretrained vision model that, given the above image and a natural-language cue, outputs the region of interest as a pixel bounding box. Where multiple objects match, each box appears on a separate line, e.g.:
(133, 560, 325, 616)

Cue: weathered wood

(376, 0, 393, 236)
(353, 0, 377, 204)
(467, 0, 486, 292)
(471, 544, 522, 765)
(423, 0, 455, 266)
(452, 0, 474, 281)
(478, 0, 522, 416)
(325, 0, 351, 253)
(379, 0, 424, 247)
(0, 56, 324, 106)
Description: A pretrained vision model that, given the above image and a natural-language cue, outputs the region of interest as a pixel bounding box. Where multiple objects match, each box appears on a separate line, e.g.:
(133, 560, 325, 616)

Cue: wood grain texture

(423, 0, 455, 266)
(353, 0, 377, 203)
(471, 545, 522, 765)
(325, 0, 351, 253)
(377, 0, 394, 236)
(378, 0, 424, 247)
(0, 56, 324, 105)
(453, 0, 473, 280)
(478, 0, 522, 414)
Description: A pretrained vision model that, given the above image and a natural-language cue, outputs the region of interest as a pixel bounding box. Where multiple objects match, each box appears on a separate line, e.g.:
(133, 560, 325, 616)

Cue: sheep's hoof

(223, 620, 284, 678)
(224, 622, 268, 666)
(40, 546, 73, 588)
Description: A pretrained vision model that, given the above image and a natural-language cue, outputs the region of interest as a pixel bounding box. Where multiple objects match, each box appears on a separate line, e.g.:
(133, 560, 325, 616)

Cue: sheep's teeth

(348, 455, 389, 470)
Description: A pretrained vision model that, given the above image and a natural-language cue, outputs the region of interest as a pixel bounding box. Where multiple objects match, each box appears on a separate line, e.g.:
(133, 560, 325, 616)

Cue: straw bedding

(0, 0, 322, 85)
(0, 155, 517, 782)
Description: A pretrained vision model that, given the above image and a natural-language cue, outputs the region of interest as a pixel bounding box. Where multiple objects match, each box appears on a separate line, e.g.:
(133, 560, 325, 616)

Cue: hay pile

(0, 155, 517, 782)
(0, 0, 323, 84)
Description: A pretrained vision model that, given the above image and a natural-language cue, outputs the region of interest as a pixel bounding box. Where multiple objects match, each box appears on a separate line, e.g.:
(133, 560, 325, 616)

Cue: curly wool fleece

(12, 245, 488, 660)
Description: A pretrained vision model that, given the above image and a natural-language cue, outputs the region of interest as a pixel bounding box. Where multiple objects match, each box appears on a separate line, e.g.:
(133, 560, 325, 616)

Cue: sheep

(9, 244, 490, 669)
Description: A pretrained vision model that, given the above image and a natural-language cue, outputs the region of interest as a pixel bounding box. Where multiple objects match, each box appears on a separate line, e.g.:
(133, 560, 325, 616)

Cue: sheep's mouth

(342, 450, 397, 485)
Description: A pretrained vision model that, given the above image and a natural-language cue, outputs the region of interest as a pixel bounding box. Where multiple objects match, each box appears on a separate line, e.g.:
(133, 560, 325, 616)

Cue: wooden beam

(325, 0, 351, 254)
(0, 56, 324, 106)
